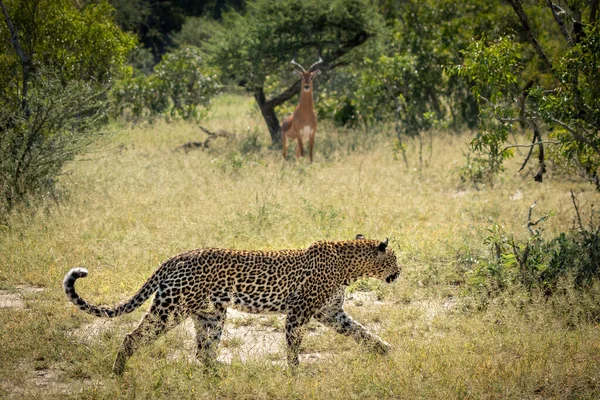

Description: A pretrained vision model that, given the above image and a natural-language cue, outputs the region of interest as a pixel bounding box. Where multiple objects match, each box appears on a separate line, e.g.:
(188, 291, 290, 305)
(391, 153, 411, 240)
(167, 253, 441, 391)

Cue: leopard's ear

(356, 234, 365, 240)
(378, 238, 389, 252)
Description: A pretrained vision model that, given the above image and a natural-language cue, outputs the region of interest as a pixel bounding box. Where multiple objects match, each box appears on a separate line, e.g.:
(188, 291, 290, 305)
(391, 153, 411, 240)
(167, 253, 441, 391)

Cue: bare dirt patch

(1, 363, 102, 399)
(346, 290, 391, 307)
(168, 308, 329, 365)
(67, 306, 332, 367)
(409, 298, 456, 320)
(0, 286, 44, 309)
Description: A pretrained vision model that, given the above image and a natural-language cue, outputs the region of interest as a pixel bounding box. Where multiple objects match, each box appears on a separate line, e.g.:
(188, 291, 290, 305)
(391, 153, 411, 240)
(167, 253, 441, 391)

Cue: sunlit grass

(0, 93, 599, 398)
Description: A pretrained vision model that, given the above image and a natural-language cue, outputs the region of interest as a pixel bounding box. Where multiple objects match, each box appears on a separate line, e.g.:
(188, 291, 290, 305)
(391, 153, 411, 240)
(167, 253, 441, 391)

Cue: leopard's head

(355, 235, 400, 283)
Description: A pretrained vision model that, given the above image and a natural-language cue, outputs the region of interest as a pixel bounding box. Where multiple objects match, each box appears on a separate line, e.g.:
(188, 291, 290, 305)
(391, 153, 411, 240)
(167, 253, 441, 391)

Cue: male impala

(281, 57, 323, 162)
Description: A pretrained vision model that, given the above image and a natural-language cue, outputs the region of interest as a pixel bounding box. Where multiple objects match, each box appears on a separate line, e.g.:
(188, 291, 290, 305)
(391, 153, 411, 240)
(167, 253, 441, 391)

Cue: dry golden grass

(1, 93, 599, 399)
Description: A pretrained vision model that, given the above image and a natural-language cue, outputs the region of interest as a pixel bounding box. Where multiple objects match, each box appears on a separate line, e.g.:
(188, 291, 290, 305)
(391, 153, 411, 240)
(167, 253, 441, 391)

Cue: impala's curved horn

(291, 56, 306, 73)
(308, 57, 323, 72)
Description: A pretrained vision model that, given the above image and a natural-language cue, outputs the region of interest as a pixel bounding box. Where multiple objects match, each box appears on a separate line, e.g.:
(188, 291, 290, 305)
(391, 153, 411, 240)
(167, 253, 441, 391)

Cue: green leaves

(354, 33, 442, 134)
(0, 0, 135, 91)
(468, 207, 600, 295)
(0, 0, 135, 217)
(451, 5, 600, 189)
(154, 46, 221, 120)
(0, 70, 110, 216)
(206, 0, 382, 143)
(209, 0, 381, 89)
(112, 46, 221, 122)
(454, 36, 522, 103)
(450, 36, 525, 185)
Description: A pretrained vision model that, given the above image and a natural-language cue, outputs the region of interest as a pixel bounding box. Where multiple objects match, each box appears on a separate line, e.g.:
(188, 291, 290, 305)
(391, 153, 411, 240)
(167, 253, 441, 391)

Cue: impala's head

(291, 57, 323, 92)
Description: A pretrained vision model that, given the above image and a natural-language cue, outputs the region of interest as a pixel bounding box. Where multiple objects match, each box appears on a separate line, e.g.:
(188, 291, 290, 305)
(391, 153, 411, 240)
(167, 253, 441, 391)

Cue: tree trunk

(254, 87, 283, 146)
(0, 0, 31, 117)
(545, 0, 573, 46)
(506, 0, 553, 71)
(253, 80, 301, 147)
(392, 98, 409, 169)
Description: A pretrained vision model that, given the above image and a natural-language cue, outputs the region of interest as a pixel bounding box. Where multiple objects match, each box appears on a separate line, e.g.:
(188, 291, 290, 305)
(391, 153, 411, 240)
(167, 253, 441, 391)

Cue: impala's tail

(63, 267, 162, 318)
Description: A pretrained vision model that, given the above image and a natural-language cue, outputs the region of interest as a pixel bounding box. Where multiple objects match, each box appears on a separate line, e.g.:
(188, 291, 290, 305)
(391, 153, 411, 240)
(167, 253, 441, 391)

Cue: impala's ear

(356, 234, 365, 240)
(378, 238, 389, 253)
(293, 70, 303, 77)
(311, 69, 321, 77)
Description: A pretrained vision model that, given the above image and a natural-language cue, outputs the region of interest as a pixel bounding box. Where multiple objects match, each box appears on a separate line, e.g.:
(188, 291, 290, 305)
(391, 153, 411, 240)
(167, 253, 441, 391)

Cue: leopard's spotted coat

(63, 235, 400, 375)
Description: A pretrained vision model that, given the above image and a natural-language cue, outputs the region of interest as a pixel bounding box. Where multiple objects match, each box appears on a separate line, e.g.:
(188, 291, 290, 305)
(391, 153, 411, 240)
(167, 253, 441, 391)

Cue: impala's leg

(282, 131, 288, 159)
(308, 133, 315, 163)
(296, 137, 304, 159)
(113, 293, 185, 375)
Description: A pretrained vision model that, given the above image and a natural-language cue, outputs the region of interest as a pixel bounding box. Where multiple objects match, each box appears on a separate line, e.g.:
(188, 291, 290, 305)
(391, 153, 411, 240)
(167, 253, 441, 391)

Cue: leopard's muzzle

(385, 272, 399, 283)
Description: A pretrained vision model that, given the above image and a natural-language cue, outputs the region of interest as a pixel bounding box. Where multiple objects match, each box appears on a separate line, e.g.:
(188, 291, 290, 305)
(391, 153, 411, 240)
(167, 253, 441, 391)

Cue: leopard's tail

(63, 267, 163, 318)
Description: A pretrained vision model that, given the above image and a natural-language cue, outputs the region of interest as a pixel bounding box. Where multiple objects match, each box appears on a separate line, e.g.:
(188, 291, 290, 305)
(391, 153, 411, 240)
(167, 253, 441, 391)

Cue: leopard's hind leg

(113, 290, 185, 376)
(285, 298, 313, 369)
(192, 303, 227, 366)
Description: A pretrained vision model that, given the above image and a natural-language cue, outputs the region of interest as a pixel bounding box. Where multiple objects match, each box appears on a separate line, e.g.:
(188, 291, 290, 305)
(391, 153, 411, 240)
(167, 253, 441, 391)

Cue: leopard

(63, 234, 400, 375)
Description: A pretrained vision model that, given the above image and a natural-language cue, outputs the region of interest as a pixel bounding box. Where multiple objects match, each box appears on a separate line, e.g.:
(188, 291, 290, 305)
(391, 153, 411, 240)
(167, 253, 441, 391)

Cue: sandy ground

(1, 287, 454, 398)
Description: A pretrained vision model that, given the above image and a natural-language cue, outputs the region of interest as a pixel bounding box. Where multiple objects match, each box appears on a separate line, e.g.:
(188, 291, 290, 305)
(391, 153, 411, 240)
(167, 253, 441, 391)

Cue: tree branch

(0, 0, 31, 115)
(531, 120, 546, 182)
(0, 0, 28, 66)
(516, 132, 538, 172)
(527, 201, 548, 236)
(545, 0, 573, 46)
(263, 80, 301, 110)
(570, 189, 584, 231)
(328, 31, 371, 61)
(517, 79, 534, 129)
(545, 116, 600, 157)
(386, 83, 409, 169)
(174, 126, 235, 153)
(571, 3, 585, 45)
(506, 0, 553, 70)
(505, 141, 559, 151)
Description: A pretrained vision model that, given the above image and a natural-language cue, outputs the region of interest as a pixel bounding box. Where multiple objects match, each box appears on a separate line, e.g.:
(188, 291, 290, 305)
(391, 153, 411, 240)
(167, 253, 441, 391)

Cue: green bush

(112, 46, 221, 122)
(0, 0, 135, 218)
(467, 204, 600, 295)
(171, 16, 222, 50)
(111, 71, 169, 121)
(0, 73, 108, 215)
(451, 5, 600, 189)
(455, 152, 501, 189)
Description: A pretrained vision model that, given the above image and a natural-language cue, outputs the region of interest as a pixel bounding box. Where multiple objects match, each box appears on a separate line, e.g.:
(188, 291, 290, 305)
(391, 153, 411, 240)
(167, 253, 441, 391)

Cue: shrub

(451, 5, 600, 189)
(455, 152, 499, 189)
(0, 73, 108, 216)
(0, 0, 135, 219)
(467, 201, 600, 295)
(112, 46, 221, 123)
